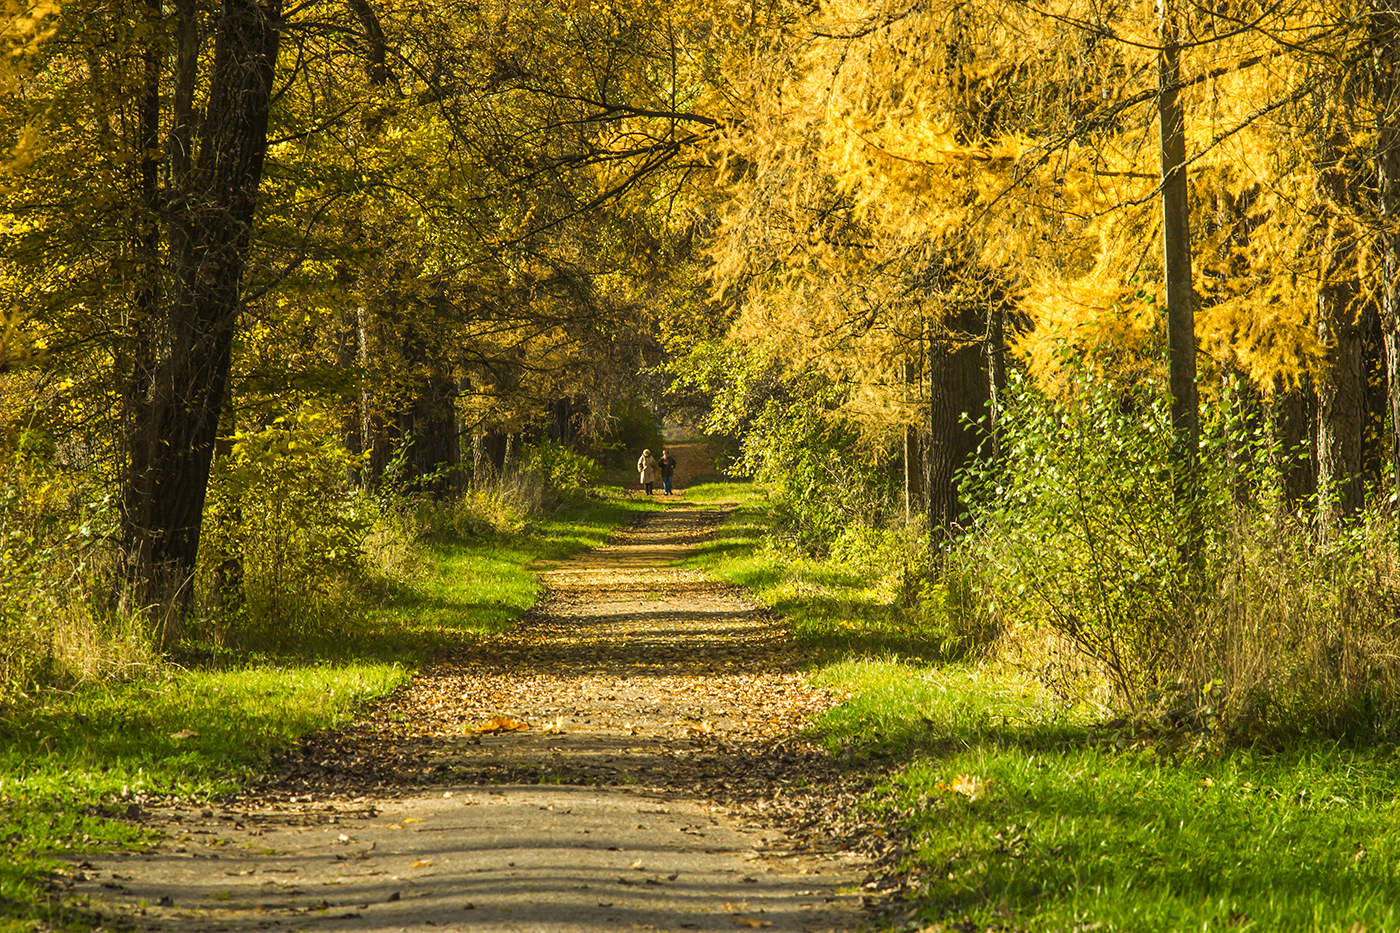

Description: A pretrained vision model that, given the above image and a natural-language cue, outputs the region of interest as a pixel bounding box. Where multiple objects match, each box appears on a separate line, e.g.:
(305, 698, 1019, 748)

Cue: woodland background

(5, 0, 1400, 744)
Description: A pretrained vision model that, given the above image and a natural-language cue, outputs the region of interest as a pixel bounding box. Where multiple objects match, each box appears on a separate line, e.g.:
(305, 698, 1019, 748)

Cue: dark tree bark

(927, 303, 990, 544)
(903, 353, 925, 526)
(1314, 130, 1366, 529)
(404, 360, 460, 497)
(1156, 0, 1200, 520)
(1374, 1, 1400, 521)
(122, 0, 284, 630)
(1269, 378, 1317, 510)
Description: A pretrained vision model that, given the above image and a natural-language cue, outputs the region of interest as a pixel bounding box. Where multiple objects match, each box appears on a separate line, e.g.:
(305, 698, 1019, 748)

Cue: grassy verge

(686, 488, 1400, 932)
(0, 490, 654, 933)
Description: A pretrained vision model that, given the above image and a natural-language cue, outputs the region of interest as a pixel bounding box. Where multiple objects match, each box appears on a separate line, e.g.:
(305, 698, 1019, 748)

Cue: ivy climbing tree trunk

(122, 0, 284, 634)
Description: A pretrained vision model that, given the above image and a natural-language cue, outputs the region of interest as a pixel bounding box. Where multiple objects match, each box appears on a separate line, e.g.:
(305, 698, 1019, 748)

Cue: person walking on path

(659, 449, 677, 495)
(637, 448, 659, 495)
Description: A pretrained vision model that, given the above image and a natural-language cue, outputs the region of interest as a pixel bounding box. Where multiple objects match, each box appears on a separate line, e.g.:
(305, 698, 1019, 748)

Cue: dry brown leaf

(733, 918, 773, 929)
(471, 716, 531, 734)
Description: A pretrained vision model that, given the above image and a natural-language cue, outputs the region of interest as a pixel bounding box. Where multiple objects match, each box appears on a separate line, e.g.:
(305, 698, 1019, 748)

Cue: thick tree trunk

(122, 0, 283, 633)
(926, 304, 990, 544)
(406, 360, 459, 498)
(1156, 0, 1200, 519)
(1315, 131, 1366, 529)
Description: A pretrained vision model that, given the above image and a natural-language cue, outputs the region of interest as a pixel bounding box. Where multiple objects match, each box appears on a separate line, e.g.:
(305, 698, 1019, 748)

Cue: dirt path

(66, 504, 875, 932)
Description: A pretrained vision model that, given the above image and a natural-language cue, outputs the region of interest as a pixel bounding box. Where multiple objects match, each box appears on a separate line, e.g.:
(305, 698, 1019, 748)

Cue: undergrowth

(691, 491, 1400, 932)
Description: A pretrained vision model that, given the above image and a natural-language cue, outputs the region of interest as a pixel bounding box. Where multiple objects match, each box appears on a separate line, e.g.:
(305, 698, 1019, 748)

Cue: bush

(522, 440, 600, 492)
(961, 369, 1214, 706)
(199, 411, 374, 648)
(960, 365, 1400, 739)
(0, 440, 149, 702)
(732, 381, 895, 552)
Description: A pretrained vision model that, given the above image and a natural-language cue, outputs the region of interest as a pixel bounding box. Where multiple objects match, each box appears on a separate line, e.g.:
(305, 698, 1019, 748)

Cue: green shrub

(0, 443, 148, 702)
(522, 440, 600, 492)
(199, 410, 373, 648)
(960, 365, 1400, 738)
(960, 369, 1216, 706)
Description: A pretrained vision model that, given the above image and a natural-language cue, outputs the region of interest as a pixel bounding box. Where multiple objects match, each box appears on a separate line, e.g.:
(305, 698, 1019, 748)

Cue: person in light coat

(637, 448, 659, 495)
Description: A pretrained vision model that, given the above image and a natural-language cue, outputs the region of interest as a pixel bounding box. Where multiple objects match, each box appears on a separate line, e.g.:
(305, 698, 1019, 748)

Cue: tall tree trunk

(926, 303, 990, 545)
(1375, 1, 1400, 521)
(1315, 128, 1366, 530)
(122, 0, 284, 634)
(984, 301, 1007, 463)
(406, 360, 459, 498)
(1156, 0, 1200, 528)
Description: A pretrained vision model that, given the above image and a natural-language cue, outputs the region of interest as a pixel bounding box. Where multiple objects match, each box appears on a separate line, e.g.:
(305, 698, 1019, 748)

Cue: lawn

(687, 489, 1400, 932)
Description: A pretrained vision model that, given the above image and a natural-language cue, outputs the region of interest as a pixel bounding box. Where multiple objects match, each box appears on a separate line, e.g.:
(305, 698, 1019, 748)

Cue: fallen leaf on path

(684, 720, 713, 736)
(733, 918, 772, 928)
(471, 716, 530, 734)
(542, 717, 567, 733)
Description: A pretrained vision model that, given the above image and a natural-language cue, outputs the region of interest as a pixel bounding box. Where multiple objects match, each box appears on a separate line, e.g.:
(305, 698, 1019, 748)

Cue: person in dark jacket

(658, 449, 677, 495)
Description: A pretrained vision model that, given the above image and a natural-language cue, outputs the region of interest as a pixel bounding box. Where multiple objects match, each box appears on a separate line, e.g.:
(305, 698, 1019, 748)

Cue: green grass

(689, 489, 1400, 932)
(0, 490, 652, 932)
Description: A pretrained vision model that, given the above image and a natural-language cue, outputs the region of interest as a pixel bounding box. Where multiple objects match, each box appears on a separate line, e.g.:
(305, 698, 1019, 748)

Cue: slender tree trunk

(984, 301, 1008, 463)
(1156, 0, 1200, 524)
(1315, 128, 1366, 529)
(122, 0, 284, 634)
(1374, 2, 1400, 519)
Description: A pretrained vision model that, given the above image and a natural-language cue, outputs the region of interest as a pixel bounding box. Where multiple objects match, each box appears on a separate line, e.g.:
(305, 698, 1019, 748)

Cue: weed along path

(66, 503, 873, 932)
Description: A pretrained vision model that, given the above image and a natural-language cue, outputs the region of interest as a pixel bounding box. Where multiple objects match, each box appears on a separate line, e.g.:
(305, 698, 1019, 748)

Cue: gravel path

(65, 502, 875, 932)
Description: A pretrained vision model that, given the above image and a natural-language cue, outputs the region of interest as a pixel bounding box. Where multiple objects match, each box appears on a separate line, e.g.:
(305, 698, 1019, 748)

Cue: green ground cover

(686, 488, 1400, 932)
(0, 492, 655, 932)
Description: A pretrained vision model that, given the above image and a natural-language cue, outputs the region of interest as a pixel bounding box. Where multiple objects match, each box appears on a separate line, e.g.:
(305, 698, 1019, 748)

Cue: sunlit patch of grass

(0, 490, 651, 930)
(678, 481, 757, 504)
(684, 497, 954, 661)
